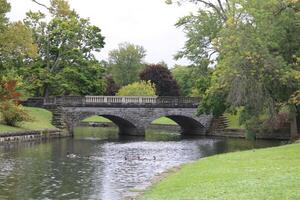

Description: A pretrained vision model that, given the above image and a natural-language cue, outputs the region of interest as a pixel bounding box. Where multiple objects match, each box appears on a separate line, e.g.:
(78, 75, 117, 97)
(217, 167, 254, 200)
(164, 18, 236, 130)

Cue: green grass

(151, 117, 177, 125)
(141, 143, 300, 200)
(83, 115, 112, 123)
(84, 116, 177, 125)
(0, 107, 55, 133)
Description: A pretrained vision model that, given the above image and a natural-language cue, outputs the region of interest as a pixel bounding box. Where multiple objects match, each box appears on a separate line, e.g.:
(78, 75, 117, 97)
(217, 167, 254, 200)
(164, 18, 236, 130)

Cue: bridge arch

(146, 114, 206, 135)
(63, 111, 144, 136)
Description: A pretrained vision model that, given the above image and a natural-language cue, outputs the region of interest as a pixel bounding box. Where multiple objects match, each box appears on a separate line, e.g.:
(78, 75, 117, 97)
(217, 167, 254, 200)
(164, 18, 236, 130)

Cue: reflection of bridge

(24, 96, 213, 136)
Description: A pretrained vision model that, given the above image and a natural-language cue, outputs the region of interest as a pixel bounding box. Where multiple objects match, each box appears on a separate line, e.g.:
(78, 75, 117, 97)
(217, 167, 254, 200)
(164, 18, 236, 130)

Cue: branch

(217, 0, 226, 15)
(225, 0, 231, 11)
(196, 0, 227, 21)
(31, 0, 50, 10)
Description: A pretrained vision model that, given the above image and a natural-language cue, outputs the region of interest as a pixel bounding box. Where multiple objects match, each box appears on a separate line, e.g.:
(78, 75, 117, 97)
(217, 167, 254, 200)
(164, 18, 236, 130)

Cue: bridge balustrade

(42, 96, 200, 107)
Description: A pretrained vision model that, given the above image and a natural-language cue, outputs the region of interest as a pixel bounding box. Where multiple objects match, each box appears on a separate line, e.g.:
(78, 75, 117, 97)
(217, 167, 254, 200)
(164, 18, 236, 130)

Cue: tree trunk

(290, 114, 298, 139)
(43, 84, 50, 98)
(297, 107, 300, 134)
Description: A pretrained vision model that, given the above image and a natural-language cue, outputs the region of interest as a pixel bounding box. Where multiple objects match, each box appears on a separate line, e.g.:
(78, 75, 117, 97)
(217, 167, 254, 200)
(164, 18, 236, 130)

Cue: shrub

(0, 101, 31, 126)
(0, 78, 31, 126)
(117, 81, 156, 96)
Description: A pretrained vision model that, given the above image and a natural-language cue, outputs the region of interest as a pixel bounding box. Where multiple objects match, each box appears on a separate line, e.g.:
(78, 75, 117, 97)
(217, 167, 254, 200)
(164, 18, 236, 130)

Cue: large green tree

(0, 0, 37, 75)
(170, 0, 300, 133)
(108, 42, 146, 86)
(25, 0, 106, 96)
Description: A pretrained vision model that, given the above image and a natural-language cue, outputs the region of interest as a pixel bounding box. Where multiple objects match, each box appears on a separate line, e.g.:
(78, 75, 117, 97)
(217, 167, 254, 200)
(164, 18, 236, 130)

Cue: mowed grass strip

(141, 142, 300, 200)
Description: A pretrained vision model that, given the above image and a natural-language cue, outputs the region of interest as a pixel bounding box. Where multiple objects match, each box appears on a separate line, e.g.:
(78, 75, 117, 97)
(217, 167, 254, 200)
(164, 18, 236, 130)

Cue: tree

(104, 75, 119, 96)
(24, 0, 106, 96)
(0, 76, 31, 126)
(140, 64, 180, 96)
(172, 64, 212, 97)
(116, 81, 156, 96)
(172, 65, 193, 96)
(0, 0, 37, 75)
(171, 0, 300, 135)
(108, 42, 146, 86)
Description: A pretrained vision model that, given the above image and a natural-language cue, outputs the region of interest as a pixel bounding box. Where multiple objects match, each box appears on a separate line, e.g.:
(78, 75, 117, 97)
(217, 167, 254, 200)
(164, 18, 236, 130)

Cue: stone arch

(63, 111, 143, 136)
(145, 113, 206, 135)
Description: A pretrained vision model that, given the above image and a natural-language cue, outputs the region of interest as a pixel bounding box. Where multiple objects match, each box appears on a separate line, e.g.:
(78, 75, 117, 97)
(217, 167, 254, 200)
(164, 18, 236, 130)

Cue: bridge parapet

(41, 96, 201, 108)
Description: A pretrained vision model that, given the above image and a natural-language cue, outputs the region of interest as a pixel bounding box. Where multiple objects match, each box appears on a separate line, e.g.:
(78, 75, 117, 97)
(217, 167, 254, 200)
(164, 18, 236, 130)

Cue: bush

(0, 101, 31, 126)
(116, 81, 156, 96)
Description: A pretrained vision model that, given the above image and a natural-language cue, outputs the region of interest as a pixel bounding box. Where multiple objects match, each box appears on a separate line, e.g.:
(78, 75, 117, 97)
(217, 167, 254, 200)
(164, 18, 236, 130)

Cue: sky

(7, 0, 197, 67)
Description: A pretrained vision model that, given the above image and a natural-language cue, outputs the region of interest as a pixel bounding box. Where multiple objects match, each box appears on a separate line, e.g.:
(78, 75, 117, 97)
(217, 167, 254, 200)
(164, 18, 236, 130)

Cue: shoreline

(0, 129, 68, 144)
(138, 140, 300, 200)
(80, 121, 291, 140)
(123, 165, 185, 200)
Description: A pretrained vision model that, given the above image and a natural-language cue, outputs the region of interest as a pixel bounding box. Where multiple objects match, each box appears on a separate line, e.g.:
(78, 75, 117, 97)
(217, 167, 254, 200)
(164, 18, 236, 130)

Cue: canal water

(0, 127, 284, 200)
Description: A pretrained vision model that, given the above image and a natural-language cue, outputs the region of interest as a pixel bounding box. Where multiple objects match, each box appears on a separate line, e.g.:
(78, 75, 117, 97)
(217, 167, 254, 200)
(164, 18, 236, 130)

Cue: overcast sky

(7, 0, 197, 67)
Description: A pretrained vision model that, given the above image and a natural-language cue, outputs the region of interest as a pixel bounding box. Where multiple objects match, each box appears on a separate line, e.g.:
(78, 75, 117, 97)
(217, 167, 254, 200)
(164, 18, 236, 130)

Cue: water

(0, 127, 284, 200)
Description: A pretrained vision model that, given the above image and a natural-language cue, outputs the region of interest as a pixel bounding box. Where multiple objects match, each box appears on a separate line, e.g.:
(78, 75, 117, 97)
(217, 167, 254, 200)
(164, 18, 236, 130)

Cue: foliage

(0, 107, 55, 133)
(140, 64, 180, 96)
(108, 42, 146, 86)
(172, 65, 194, 96)
(24, 0, 106, 96)
(104, 75, 119, 96)
(0, 101, 31, 126)
(0, 0, 37, 75)
(116, 81, 156, 96)
(0, 77, 31, 126)
(173, 0, 300, 133)
(0, 0, 10, 29)
(0, 79, 21, 102)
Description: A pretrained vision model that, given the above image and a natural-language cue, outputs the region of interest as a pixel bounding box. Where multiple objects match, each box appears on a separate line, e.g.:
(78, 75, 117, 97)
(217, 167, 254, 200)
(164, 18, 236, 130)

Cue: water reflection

(0, 127, 284, 200)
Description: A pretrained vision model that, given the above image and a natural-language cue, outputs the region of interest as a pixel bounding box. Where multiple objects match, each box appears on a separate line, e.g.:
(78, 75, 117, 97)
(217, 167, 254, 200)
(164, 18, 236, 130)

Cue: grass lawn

(141, 142, 300, 200)
(84, 116, 177, 125)
(0, 107, 55, 133)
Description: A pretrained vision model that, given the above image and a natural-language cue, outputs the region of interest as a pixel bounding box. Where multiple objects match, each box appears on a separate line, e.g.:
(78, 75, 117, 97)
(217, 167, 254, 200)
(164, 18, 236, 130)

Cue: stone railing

(40, 96, 201, 108)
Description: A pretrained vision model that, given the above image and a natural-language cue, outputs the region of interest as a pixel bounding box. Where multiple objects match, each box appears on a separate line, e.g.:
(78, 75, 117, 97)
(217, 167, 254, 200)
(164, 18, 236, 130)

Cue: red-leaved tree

(139, 64, 180, 96)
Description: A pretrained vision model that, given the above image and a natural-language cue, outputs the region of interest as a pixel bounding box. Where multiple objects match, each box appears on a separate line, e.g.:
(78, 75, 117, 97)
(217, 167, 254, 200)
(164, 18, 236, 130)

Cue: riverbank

(0, 107, 55, 133)
(0, 107, 66, 143)
(140, 141, 300, 200)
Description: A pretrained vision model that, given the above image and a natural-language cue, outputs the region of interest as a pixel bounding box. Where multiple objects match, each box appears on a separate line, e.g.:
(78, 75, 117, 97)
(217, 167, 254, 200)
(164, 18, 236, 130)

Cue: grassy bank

(141, 142, 300, 200)
(0, 107, 55, 133)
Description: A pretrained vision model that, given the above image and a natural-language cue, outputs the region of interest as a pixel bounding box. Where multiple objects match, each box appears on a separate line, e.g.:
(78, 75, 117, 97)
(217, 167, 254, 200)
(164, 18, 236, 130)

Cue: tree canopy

(170, 0, 300, 133)
(116, 81, 156, 96)
(108, 42, 146, 86)
(140, 64, 180, 96)
(22, 0, 106, 96)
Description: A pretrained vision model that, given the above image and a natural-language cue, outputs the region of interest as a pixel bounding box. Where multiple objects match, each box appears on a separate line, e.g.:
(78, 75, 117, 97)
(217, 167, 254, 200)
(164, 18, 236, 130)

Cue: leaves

(23, 0, 106, 96)
(117, 81, 156, 96)
(140, 64, 180, 96)
(108, 42, 146, 86)
(0, 79, 21, 103)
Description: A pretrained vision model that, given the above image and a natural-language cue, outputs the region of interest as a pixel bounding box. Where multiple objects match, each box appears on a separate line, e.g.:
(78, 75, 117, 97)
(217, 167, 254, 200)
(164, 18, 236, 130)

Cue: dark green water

(0, 127, 285, 200)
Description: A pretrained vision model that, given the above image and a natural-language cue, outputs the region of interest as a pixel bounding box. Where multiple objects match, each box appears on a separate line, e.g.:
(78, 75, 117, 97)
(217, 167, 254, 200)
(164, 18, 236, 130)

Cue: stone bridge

(23, 96, 213, 136)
